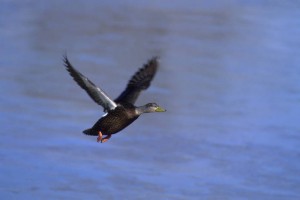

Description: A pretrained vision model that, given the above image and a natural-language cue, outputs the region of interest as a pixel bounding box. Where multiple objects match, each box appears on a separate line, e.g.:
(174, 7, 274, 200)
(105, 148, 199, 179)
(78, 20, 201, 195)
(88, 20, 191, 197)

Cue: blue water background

(1, 1, 300, 199)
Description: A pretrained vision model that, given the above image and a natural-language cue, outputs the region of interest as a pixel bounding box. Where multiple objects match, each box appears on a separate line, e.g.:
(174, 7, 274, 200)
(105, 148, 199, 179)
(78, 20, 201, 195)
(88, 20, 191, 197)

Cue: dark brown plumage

(84, 103, 139, 136)
(63, 56, 165, 143)
(114, 57, 159, 104)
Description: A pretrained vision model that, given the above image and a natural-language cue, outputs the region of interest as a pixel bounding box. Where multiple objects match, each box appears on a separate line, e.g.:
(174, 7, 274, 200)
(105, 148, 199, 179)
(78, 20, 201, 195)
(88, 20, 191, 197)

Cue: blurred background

(1, 0, 300, 199)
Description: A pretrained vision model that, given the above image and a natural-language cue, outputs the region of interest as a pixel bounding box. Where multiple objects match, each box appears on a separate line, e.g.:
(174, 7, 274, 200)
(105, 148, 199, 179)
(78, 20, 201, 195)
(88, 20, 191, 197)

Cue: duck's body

(83, 103, 139, 136)
(63, 56, 165, 143)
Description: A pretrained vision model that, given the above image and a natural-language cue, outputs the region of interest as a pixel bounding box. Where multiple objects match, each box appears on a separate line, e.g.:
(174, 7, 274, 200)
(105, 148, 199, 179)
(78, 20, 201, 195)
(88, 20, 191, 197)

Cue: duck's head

(136, 103, 166, 114)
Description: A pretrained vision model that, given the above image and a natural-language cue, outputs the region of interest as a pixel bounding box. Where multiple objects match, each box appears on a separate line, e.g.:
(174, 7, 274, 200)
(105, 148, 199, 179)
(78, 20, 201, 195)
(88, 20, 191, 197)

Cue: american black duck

(63, 56, 166, 143)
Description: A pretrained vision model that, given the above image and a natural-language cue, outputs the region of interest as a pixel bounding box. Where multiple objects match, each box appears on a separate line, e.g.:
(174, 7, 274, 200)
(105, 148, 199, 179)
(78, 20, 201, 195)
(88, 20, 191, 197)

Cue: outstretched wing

(63, 55, 117, 111)
(114, 57, 159, 104)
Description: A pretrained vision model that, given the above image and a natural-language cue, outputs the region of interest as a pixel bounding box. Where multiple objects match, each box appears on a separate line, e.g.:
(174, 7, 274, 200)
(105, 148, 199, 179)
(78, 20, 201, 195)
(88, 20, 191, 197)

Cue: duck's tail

(83, 128, 98, 136)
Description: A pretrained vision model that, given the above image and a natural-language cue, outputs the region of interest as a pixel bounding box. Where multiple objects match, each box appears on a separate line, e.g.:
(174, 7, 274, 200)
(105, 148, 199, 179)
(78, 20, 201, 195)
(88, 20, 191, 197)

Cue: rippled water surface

(1, 1, 300, 199)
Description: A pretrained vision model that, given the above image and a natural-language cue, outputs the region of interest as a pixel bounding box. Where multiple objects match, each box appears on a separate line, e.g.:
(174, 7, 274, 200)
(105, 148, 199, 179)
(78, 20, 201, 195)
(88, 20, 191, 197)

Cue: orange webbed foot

(101, 134, 111, 143)
(97, 131, 103, 143)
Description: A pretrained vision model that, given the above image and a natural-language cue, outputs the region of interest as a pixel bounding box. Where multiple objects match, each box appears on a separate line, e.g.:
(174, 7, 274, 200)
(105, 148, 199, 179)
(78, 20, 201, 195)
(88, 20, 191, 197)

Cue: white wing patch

(95, 86, 117, 110)
(102, 112, 108, 117)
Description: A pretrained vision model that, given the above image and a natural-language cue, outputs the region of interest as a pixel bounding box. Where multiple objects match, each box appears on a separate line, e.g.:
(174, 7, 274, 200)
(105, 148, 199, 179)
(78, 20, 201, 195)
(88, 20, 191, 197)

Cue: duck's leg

(101, 134, 111, 143)
(97, 131, 103, 142)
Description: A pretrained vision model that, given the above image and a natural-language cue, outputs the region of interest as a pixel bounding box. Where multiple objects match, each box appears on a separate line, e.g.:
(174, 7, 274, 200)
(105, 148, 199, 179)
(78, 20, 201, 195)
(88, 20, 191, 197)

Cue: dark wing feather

(63, 55, 117, 111)
(114, 57, 159, 104)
